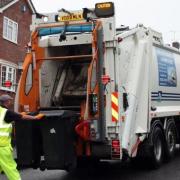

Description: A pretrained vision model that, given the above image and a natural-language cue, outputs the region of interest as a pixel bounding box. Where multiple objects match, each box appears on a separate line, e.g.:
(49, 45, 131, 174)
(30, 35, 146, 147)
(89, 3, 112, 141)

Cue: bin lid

(39, 110, 77, 118)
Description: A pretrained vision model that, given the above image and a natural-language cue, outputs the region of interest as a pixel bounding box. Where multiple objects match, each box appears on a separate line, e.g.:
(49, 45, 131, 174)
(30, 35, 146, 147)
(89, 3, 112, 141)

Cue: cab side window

(25, 63, 33, 95)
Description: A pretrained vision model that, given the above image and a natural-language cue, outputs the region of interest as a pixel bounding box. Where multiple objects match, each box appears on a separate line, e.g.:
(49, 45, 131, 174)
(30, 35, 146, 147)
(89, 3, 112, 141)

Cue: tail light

(101, 75, 110, 85)
(111, 140, 120, 159)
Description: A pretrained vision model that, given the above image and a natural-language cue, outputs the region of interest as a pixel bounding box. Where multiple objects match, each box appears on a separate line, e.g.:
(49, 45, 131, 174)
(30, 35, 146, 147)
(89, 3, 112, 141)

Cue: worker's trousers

(0, 145, 21, 180)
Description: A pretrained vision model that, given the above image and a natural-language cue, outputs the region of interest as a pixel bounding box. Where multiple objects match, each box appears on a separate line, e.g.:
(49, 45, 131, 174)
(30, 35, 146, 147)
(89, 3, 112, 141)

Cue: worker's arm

(21, 114, 37, 120)
(4, 110, 37, 123)
(21, 112, 45, 120)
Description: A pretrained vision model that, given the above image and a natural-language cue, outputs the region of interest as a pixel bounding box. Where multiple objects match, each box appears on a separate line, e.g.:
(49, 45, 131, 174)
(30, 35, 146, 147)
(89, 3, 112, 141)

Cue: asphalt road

(1, 154, 180, 180)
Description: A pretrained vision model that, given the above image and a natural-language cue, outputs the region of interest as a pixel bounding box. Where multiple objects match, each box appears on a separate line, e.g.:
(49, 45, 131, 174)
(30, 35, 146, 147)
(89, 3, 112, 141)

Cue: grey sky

(31, 0, 180, 43)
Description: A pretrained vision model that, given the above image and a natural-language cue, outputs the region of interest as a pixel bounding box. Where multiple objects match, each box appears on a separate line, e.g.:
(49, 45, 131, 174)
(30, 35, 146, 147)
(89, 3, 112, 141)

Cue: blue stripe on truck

(151, 91, 180, 101)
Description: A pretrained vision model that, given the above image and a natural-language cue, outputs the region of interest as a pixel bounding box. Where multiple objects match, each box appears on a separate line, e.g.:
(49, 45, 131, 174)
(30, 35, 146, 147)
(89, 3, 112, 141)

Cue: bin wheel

(165, 120, 177, 161)
(39, 161, 46, 171)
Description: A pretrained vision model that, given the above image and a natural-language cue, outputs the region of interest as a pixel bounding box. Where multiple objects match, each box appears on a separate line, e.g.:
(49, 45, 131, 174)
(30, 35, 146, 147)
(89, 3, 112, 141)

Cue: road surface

(1, 153, 180, 180)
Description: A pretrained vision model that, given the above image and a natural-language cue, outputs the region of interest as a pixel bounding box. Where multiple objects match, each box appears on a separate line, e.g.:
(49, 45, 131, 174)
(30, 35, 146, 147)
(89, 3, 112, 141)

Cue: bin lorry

(14, 2, 180, 170)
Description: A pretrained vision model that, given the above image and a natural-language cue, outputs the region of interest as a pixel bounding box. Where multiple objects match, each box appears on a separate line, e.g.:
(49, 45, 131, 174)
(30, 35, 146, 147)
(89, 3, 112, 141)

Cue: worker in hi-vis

(0, 94, 42, 180)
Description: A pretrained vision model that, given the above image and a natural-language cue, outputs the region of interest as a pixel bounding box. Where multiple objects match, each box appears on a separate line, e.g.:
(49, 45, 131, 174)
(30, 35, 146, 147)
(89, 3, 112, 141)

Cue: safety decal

(111, 92, 119, 122)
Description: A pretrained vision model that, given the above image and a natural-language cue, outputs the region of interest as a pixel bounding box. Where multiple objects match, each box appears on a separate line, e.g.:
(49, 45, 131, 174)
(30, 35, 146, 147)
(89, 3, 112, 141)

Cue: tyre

(149, 124, 165, 169)
(164, 120, 177, 161)
(77, 157, 99, 169)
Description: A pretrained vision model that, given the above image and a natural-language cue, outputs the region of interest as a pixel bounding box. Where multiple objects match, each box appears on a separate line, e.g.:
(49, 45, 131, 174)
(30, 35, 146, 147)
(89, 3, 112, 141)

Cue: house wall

(0, 0, 33, 106)
(0, 0, 32, 64)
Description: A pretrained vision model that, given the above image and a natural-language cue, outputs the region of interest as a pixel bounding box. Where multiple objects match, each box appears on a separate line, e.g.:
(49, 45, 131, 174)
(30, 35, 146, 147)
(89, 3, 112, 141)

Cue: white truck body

(116, 27, 180, 157)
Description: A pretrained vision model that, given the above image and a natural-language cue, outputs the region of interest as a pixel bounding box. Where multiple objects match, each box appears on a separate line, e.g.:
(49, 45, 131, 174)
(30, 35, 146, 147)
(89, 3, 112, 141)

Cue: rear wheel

(164, 120, 177, 161)
(77, 157, 99, 168)
(148, 123, 165, 169)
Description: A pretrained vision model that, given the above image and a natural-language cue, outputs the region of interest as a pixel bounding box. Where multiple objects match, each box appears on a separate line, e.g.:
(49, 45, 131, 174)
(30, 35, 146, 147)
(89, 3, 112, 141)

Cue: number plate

(59, 13, 83, 21)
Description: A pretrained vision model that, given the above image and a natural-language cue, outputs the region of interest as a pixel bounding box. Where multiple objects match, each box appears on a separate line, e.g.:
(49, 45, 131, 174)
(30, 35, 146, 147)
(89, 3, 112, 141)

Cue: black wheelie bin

(39, 110, 78, 171)
(15, 119, 42, 168)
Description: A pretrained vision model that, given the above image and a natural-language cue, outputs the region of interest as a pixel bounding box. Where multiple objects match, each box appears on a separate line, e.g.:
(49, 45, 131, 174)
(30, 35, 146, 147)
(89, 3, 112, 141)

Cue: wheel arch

(148, 119, 167, 149)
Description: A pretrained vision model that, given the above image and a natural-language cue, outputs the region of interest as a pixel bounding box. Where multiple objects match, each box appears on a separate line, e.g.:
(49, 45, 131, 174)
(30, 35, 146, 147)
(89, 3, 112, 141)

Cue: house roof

(27, 0, 36, 13)
(0, 0, 14, 8)
(0, 0, 36, 13)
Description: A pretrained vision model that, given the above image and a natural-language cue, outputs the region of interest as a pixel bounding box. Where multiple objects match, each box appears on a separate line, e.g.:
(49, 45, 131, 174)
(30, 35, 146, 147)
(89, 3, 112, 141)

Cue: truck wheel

(77, 157, 99, 168)
(149, 125, 165, 169)
(164, 120, 177, 161)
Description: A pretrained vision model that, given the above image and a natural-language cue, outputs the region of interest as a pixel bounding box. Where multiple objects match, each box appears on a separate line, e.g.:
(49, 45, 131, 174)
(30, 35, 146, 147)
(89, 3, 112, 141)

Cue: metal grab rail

(36, 54, 92, 61)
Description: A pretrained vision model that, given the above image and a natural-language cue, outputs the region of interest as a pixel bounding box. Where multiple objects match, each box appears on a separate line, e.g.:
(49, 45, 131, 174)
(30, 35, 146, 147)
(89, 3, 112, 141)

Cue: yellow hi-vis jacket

(0, 106, 12, 147)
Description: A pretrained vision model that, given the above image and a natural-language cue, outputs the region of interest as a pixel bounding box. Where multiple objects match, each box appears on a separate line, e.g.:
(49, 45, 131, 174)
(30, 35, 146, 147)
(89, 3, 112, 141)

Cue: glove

(21, 112, 27, 115)
(35, 113, 45, 120)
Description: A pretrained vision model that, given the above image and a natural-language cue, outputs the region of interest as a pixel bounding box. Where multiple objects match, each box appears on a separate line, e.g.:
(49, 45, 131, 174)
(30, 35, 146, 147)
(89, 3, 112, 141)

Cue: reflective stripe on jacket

(0, 106, 12, 146)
